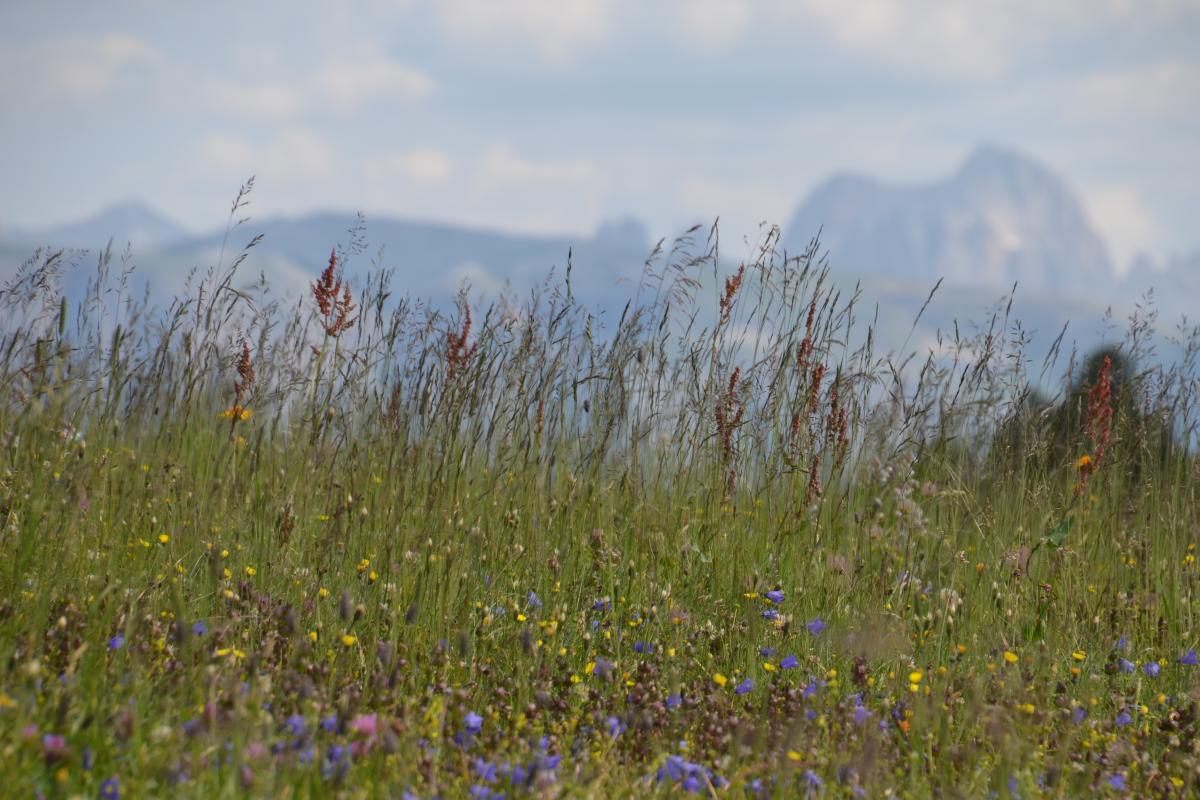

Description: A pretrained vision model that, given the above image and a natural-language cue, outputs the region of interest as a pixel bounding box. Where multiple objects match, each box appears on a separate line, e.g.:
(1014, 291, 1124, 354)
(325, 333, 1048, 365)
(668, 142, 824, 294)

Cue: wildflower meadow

(2, 201, 1199, 798)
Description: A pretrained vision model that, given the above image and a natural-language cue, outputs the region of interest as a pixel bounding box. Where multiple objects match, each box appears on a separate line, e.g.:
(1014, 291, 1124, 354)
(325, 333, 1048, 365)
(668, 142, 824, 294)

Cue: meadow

(2, 198, 1199, 798)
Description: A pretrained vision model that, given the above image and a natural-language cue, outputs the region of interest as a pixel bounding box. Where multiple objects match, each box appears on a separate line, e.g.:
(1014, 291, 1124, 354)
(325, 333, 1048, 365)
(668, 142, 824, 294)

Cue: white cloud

(436, 0, 616, 62)
(1085, 184, 1165, 271)
(676, 0, 751, 49)
(195, 128, 336, 182)
(199, 52, 432, 121)
(1075, 60, 1200, 121)
(774, 1, 1200, 81)
(371, 147, 455, 184)
(313, 57, 434, 110)
(199, 80, 307, 121)
(478, 144, 596, 186)
(0, 32, 162, 100)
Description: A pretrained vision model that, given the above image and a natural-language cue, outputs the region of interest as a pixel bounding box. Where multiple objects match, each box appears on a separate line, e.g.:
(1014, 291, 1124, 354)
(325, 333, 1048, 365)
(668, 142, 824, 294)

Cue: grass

(1, 202, 1199, 798)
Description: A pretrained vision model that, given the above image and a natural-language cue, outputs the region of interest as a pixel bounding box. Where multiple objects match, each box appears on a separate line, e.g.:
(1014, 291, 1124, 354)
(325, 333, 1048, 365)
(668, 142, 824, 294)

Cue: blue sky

(1, 0, 1197, 267)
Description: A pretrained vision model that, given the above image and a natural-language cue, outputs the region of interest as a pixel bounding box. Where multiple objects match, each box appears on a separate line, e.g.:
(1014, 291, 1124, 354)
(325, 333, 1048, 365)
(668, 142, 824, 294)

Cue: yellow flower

(1003, 651, 1019, 664)
(245, 566, 257, 577)
(340, 634, 357, 647)
(1018, 702, 1036, 714)
(909, 670, 923, 684)
(762, 662, 777, 672)
(318, 587, 330, 598)
(787, 750, 802, 762)
(1075, 454, 1092, 470)
(713, 673, 728, 687)
(308, 631, 318, 642)
(1072, 650, 1086, 661)
(219, 405, 252, 421)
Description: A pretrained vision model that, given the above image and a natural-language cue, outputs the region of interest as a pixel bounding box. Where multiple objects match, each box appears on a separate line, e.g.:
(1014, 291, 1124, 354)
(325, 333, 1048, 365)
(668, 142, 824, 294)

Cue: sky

(0, 0, 1197, 268)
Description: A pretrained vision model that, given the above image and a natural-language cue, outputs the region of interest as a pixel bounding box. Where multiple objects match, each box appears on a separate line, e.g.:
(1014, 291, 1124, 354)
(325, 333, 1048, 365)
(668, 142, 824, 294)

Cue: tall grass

(1, 192, 1198, 797)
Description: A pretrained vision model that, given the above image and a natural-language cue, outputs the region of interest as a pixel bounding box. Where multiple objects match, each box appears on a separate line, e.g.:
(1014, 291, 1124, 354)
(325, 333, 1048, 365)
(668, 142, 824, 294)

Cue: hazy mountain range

(2, 145, 1196, 362)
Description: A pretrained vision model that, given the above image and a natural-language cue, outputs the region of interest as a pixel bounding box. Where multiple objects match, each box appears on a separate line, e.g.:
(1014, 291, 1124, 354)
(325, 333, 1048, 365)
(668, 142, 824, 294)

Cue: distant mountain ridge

(11, 200, 192, 250)
(783, 145, 1115, 293)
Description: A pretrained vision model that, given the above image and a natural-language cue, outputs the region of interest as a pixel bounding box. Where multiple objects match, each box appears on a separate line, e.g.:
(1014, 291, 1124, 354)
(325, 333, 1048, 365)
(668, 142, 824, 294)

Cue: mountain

(15, 200, 190, 250)
(1120, 249, 1200, 323)
(783, 145, 1115, 293)
(0, 206, 658, 317)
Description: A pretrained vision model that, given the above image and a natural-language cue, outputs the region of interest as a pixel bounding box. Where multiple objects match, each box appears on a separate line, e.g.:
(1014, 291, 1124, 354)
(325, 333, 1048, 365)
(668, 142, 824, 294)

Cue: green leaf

(1046, 516, 1075, 549)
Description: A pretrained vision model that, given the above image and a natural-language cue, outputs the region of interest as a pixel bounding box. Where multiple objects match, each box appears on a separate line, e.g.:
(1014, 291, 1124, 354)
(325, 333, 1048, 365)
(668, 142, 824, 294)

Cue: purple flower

(1115, 709, 1132, 726)
(191, 621, 208, 636)
(107, 635, 125, 651)
(1107, 773, 1126, 791)
(804, 769, 822, 788)
(1180, 649, 1199, 666)
(1144, 661, 1161, 677)
(1118, 658, 1135, 674)
(42, 734, 68, 762)
(1072, 707, 1087, 724)
(780, 655, 800, 669)
(761, 609, 780, 621)
(592, 598, 611, 612)
(633, 641, 654, 654)
(592, 658, 614, 678)
(759, 646, 776, 657)
(100, 778, 120, 800)
(320, 715, 339, 733)
(464, 712, 483, 735)
(806, 618, 827, 636)
(1114, 636, 1129, 651)
(284, 714, 306, 736)
(526, 591, 542, 610)
(765, 589, 785, 604)
(606, 715, 626, 738)
(665, 694, 682, 709)
(735, 678, 754, 695)
(854, 704, 871, 725)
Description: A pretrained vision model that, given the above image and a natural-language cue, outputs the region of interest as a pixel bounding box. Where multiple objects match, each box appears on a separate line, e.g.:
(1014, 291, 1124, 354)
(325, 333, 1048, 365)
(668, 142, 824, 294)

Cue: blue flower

(100, 777, 119, 799)
(1107, 773, 1126, 791)
(765, 589, 785, 604)
(665, 694, 682, 709)
(284, 714, 306, 736)
(464, 712, 484, 735)
(606, 716, 626, 738)
(526, 591, 542, 610)
(805, 618, 827, 636)
(592, 598, 611, 612)
(1072, 707, 1087, 724)
(762, 609, 780, 621)
(320, 715, 339, 733)
(1180, 649, 1199, 666)
(1144, 661, 1161, 677)
(191, 621, 208, 636)
(1115, 709, 1132, 726)
(1118, 658, 1135, 673)
(780, 655, 800, 669)
(473, 757, 499, 783)
(107, 635, 125, 651)
(759, 646, 776, 657)
(735, 678, 754, 695)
